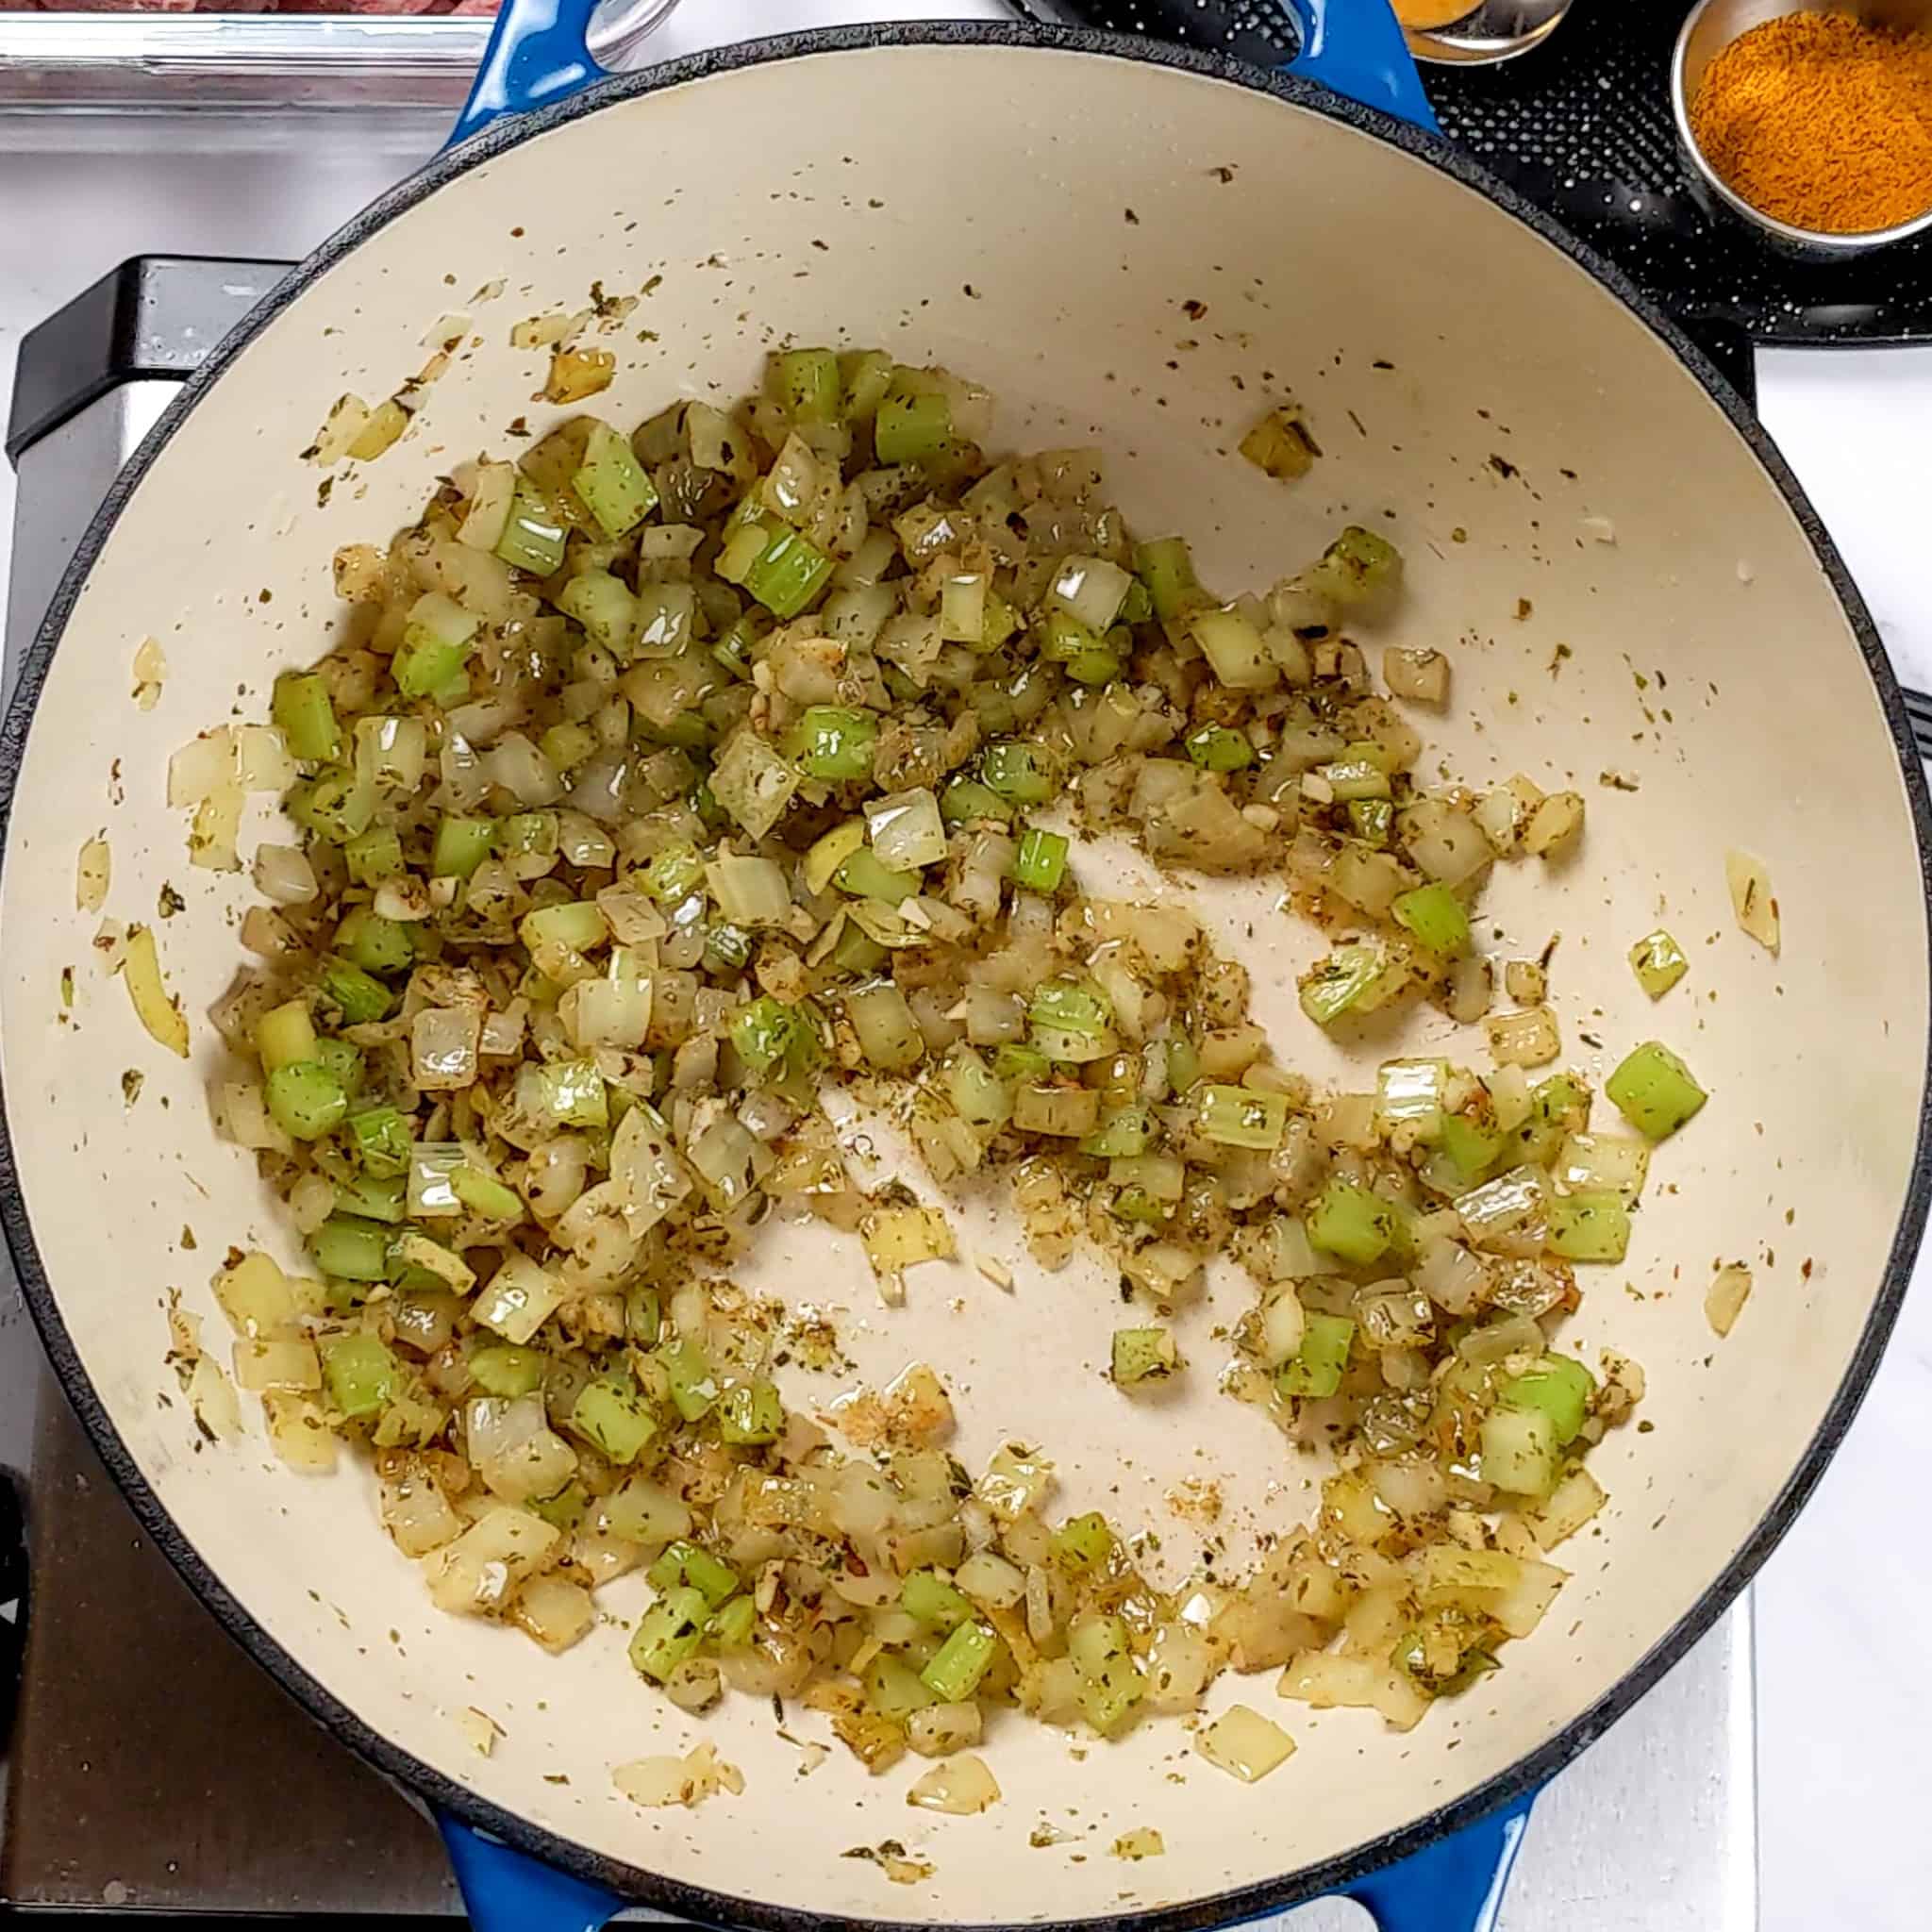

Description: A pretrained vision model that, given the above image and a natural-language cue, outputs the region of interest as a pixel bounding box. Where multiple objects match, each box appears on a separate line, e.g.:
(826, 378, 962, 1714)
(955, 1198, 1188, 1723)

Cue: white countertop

(0, 10, 1927, 1929)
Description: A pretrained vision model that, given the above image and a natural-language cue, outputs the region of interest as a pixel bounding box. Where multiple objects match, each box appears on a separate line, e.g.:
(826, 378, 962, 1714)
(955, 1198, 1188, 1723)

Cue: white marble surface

(1750, 349, 1932, 1932)
(0, 17, 1926, 1931)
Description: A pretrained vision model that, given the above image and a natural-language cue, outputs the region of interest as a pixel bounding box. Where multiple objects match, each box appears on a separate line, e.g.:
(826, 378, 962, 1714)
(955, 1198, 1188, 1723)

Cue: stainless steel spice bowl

(1674, 0, 1932, 258)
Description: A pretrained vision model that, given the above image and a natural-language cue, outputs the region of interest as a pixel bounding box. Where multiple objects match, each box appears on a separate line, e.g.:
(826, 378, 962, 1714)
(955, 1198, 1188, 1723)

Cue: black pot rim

(2, 20, 1927, 1930)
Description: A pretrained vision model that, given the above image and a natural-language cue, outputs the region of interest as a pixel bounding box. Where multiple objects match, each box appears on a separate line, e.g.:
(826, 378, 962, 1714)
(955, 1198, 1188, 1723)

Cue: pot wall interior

(0, 40, 1922, 1924)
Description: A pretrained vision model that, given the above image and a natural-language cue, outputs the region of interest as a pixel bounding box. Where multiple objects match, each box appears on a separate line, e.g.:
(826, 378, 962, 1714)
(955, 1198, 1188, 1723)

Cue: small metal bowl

(1673, 0, 1932, 258)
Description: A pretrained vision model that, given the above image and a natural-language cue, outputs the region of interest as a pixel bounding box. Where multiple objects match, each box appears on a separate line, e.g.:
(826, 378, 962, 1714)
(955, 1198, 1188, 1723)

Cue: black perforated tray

(1024, 0, 1932, 344)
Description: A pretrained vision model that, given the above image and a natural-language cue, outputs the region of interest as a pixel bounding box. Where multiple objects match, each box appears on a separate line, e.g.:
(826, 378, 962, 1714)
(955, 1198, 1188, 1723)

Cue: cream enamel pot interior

(2, 21, 1928, 1932)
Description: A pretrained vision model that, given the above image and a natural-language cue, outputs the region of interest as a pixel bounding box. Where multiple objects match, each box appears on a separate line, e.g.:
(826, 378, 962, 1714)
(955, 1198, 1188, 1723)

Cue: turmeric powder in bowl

(1690, 11, 1932, 234)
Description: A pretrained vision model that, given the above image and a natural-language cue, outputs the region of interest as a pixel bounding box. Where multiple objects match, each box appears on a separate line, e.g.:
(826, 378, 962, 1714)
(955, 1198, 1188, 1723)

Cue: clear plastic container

(0, 3, 672, 112)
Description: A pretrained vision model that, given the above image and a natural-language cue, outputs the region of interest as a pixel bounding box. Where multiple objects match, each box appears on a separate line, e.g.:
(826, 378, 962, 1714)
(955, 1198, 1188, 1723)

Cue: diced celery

(625, 1287, 662, 1345)
(1307, 525, 1404, 605)
(648, 1539, 740, 1608)
(941, 776, 1011, 824)
(628, 1585, 708, 1682)
(1111, 1188, 1169, 1226)
(835, 846, 921, 903)
(1030, 981, 1109, 1038)
(874, 374, 954, 464)
(1051, 1511, 1115, 1574)
(717, 1380, 783, 1444)
(334, 907, 413, 975)
(1111, 1326, 1178, 1384)
(1376, 1058, 1446, 1141)
(573, 419, 659, 538)
(1350, 798, 1394, 846)
(310, 1214, 391, 1282)
(1500, 1355, 1595, 1446)
(1545, 1191, 1631, 1262)
(451, 1165, 524, 1223)
(534, 1059, 608, 1129)
(393, 635, 472, 704)
(865, 1652, 936, 1718)
(1066, 1614, 1145, 1734)
(469, 1344, 547, 1398)
(980, 741, 1057, 806)
(265, 1061, 348, 1141)
(1063, 643, 1122, 686)
(255, 998, 317, 1074)
(1079, 1106, 1154, 1158)
(272, 672, 341, 763)
(344, 826, 404, 887)
(529, 1484, 588, 1533)
(773, 347, 841, 425)
(312, 1038, 363, 1099)
(1275, 1311, 1355, 1399)
(1306, 1177, 1396, 1266)
(787, 705, 878, 781)
(1040, 608, 1103, 664)
(992, 1042, 1051, 1084)
(334, 1172, 405, 1224)
(1438, 1112, 1503, 1188)
(707, 1596, 758, 1650)
(555, 575, 640, 661)
(499, 810, 559, 863)
(731, 995, 797, 1074)
(902, 1569, 974, 1631)
(320, 959, 393, 1024)
(1186, 724, 1255, 773)
(1391, 884, 1471, 958)
(1134, 537, 1203, 621)
(1298, 943, 1386, 1026)
(1480, 1406, 1558, 1495)
(829, 921, 889, 975)
(1316, 750, 1391, 802)
(432, 815, 496, 880)
(919, 1619, 998, 1701)
(320, 1332, 395, 1419)
(1012, 826, 1069, 892)
(520, 899, 608, 954)
(287, 770, 374, 845)
(658, 1338, 718, 1421)
(643, 841, 705, 908)
(840, 348, 893, 424)
(1628, 928, 1689, 1000)
(348, 1105, 411, 1177)
(1195, 1083, 1288, 1150)
(705, 924, 754, 974)
(1605, 1041, 1707, 1140)
(742, 527, 835, 619)
(571, 1375, 658, 1463)
(495, 480, 568, 575)
(1166, 1036, 1201, 1095)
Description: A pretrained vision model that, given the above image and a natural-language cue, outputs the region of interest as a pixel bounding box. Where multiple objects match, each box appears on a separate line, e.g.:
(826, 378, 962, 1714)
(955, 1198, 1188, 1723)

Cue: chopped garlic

(457, 1707, 504, 1757)
(1724, 850, 1779, 953)
(76, 836, 110, 913)
(131, 636, 167, 710)
(906, 1753, 1001, 1815)
(1707, 1262, 1752, 1338)
(613, 1740, 743, 1809)
(1111, 1828, 1166, 1860)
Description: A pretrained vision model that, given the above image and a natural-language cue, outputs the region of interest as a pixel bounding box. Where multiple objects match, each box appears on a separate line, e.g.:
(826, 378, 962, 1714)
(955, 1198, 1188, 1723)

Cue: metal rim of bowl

(1671, 0, 1932, 254)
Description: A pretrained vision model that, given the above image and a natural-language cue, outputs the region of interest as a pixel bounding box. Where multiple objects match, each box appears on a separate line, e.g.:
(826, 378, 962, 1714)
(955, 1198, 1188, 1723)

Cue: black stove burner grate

(1029, 0, 1932, 344)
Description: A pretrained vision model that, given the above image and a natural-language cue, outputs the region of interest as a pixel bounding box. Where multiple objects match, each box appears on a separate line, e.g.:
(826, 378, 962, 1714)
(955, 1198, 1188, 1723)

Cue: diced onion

(1194, 1705, 1296, 1782)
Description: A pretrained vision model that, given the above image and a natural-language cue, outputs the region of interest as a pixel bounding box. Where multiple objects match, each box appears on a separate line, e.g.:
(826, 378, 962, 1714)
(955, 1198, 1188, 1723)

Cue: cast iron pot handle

(438, 5, 1526, 1927)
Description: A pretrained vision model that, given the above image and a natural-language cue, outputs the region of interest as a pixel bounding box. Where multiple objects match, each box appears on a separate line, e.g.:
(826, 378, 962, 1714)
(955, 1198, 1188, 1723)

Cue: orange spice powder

(1690, 10, 1932, 234)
